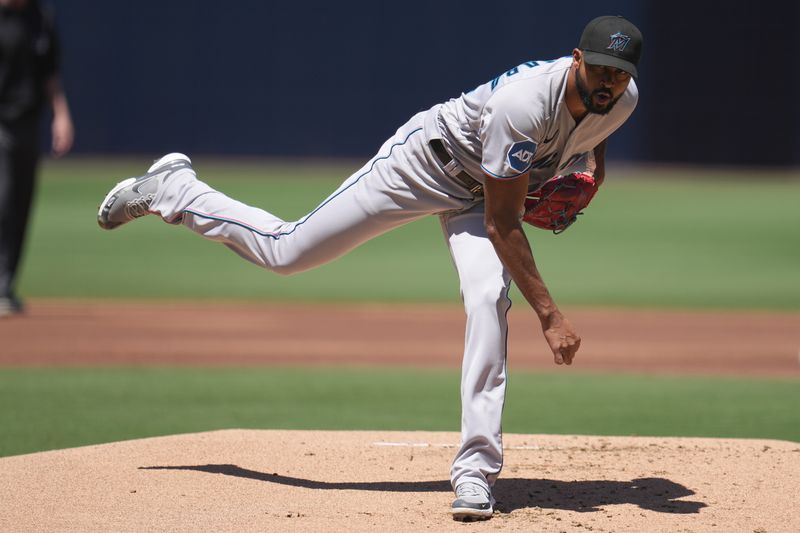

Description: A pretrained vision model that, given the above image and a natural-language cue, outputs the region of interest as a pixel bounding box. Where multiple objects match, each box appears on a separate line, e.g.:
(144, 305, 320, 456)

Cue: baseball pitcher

(97, 15, 642, 521)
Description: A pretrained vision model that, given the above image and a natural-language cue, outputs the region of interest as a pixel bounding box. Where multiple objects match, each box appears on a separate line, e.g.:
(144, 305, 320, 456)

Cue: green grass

(16, 158, 800, 309)
(1, 367, 797, 457)
(8, 160, 797, 460)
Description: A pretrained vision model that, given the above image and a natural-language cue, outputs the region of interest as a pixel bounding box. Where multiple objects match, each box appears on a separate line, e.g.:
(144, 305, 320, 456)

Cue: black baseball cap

(579, 15, 642, 77)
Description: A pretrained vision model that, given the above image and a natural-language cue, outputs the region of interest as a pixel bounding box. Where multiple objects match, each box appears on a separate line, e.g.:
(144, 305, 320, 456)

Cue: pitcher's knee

(270, 262, 304, 276)
(269, 254, 317, 276)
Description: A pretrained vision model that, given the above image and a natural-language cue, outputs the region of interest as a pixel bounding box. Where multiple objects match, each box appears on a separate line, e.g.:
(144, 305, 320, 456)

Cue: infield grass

(1, 367, 798, 457)
(16, 158, 800, 310)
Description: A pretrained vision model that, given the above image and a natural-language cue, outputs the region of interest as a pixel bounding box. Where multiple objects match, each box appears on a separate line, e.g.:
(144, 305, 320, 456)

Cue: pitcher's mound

(1, 430, 797, 532)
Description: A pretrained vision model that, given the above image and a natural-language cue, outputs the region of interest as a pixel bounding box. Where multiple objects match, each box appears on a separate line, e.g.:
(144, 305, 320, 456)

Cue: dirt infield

(1, 430, 798, 532)
(2, 300, 799, 531)
(1, 299, 798, 375)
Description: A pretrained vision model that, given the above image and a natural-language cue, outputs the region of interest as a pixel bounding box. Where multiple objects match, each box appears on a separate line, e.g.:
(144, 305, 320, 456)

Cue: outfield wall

(48, 1, 798, 166)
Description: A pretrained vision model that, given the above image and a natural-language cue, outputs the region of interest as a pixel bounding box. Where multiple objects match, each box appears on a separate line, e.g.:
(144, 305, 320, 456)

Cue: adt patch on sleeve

(507, 140, 538, 173)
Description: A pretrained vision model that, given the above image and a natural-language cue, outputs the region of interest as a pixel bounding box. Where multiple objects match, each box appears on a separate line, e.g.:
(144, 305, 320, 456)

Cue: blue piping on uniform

(489, 280, 513, 483)
(182, 127, 424, 239)
(480, 164, 529, 180)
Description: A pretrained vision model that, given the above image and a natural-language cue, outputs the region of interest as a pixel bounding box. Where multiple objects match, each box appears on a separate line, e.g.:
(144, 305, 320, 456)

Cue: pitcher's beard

(576, 71, 621, 115)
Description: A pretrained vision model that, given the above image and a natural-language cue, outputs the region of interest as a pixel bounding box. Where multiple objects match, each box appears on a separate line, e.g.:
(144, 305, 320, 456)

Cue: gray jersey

(436, 56, 638, 190)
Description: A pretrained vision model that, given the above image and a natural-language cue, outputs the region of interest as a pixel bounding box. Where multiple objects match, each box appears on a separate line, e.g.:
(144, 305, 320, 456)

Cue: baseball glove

(522, 172, 599, 234)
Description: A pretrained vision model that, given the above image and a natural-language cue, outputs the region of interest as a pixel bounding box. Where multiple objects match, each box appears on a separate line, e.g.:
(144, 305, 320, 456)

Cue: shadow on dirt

(140, 464, 706, 514)
(492, 476, 706, 513)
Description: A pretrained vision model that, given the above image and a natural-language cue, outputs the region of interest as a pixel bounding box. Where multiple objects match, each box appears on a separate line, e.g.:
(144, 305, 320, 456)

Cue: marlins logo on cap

(607, 32, 631, 52)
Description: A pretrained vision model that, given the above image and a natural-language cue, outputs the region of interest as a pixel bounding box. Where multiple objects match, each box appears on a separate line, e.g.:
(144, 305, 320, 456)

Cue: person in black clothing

(0, 0, 73, 316)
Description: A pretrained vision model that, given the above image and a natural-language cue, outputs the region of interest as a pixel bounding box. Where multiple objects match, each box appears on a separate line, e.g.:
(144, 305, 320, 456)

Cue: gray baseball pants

(149, 104, 514, 492)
